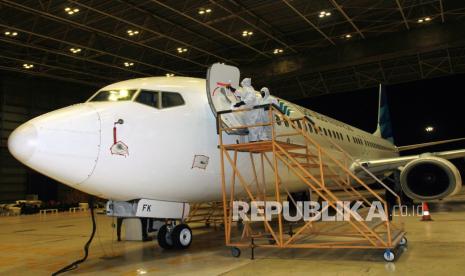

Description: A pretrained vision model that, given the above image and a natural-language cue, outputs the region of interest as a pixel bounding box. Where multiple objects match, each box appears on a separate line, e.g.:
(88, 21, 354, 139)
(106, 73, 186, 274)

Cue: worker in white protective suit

(258, 87, 278, 140)
(229, 78, 260, 142)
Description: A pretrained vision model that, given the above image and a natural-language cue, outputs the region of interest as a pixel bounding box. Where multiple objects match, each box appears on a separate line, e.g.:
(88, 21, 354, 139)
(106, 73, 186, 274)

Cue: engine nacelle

(400, 156, 462, 201)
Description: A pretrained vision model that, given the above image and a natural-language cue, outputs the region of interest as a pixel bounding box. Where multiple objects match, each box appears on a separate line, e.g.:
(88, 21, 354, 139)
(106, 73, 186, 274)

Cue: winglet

(373, 84, 394, 143)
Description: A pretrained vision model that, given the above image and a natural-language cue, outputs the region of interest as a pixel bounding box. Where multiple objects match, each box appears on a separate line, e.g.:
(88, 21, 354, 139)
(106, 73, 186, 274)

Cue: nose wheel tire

(157, 224, 174, 249)
(172, 224, 192, 249)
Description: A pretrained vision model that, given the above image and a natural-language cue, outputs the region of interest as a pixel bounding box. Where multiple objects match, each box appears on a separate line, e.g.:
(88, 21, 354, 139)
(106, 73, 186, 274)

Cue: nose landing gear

(157, 223, 192, 250)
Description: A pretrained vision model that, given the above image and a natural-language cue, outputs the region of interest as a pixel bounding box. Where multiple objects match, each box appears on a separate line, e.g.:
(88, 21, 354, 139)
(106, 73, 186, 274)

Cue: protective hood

(241, 78, 252, 87)
(260, 87, 270, 100)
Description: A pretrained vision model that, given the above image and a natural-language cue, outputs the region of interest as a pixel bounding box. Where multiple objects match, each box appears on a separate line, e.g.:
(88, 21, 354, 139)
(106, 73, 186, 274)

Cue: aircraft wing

(396, 137, 465, 151)
(355, 149, 465, 174)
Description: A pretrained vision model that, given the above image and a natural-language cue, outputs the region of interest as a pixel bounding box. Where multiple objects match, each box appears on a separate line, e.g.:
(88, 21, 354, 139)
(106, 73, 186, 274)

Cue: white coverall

(234, 78, 260, 141)
(258, 87, 278, 140)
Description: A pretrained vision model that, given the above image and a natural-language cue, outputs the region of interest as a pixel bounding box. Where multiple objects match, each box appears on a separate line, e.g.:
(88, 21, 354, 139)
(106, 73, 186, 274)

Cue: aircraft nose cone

(8, 123, 38, 162)
(8, 104, 101, 186)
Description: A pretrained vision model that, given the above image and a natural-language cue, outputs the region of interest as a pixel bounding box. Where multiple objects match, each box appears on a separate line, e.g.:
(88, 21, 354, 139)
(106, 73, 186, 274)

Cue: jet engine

(400, 156, 462, 201)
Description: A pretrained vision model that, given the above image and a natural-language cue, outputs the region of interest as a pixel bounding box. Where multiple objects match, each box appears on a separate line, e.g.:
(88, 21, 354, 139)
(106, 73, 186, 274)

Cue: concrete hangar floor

(1, 195, 465, 275)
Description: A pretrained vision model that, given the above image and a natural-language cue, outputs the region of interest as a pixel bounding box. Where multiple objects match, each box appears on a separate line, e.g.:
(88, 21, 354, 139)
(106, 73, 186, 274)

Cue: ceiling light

(64, 7, 80, 15)
(177, 47, 188, 53)
(319, 11, 331, 18)
(425, 126, 434, 132)
(418, 17, 432, 23)
(127, 29, 140, 36)
(345, 34, 352, 39)
(166, 73, 174, 77)
(273, 48, 283, 54)
(198, 8, 212, 14)
(69, 47, 81, 54)
(242, 30, 253, 37)
(4, 31, 18, 37)
(124, 62, 134, 67)
(22, 63, 34, 69)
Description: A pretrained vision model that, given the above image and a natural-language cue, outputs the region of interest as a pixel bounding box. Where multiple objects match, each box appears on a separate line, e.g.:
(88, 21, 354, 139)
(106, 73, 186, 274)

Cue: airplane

(7, 63, 465, 250)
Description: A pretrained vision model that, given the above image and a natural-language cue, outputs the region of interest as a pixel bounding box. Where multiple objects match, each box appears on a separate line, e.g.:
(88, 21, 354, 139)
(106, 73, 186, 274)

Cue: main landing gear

(157, 223, 192, 250)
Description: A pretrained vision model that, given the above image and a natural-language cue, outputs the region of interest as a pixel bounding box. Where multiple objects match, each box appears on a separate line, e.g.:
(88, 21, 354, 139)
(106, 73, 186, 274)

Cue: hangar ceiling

(1, 0, 465, 99)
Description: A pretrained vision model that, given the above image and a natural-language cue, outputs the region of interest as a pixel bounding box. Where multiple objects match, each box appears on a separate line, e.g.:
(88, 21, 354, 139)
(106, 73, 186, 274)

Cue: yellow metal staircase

(216, 104, 406, 261)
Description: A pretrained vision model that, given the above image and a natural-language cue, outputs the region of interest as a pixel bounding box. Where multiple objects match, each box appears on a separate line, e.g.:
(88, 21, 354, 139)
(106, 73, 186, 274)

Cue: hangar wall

(0, 73, 96, 203)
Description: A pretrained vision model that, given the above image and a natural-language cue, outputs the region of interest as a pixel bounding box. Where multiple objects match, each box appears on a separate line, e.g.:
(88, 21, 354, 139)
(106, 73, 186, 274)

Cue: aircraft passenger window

(318, 127, 323, 135)
(275, 115, 282, 126)
(323, 128, 328, 136)
(162, 92, 185, 108)
(296, 120, 302, 129)
(347, 135, 350, 142)
(136, 91, 160, 108)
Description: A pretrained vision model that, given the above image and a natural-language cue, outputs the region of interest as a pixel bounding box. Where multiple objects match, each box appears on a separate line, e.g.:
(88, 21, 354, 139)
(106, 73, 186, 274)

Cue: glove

(233, 101, 245, 108)
(226, 84, 236, 92)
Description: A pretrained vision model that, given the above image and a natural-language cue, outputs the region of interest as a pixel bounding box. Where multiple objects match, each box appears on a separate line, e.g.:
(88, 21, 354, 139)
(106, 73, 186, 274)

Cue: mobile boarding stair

(216, 104, 407, 262)
(206, 62, 406, 262)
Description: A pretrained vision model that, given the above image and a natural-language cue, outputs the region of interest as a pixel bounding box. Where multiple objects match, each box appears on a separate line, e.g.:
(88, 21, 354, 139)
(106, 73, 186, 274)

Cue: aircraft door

(206, 63, 247, 135)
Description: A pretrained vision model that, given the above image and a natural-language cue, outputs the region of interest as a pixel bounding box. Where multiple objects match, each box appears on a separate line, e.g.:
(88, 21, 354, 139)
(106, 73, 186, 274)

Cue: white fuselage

(8, 77, 398, 203)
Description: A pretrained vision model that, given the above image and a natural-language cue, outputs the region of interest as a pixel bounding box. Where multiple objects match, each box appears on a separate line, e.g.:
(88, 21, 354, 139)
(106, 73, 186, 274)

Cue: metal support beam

(439, 0, 445, 23)
(1, 0, 206, 69)
(149, 0, 271, 58)
(244, 21, 465, 80)
(329, 0, 365, 39)
(0, 54, 118, 82)
(209, 0, 297, 53)
(119, 0, 228, 50)
(0, 23, 181, 76)
(282, 0, 335, 45)
(395, 0, 410, 30)
(0, 65, 101, 87)
(69, 0, 234, 65)
(0, 38, 151, 77)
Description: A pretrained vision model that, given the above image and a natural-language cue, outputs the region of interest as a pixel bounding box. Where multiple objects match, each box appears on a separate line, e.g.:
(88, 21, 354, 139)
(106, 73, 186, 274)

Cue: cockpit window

(89, 89, 137, 102)
(136, 91, 160, 108)
(162, 92, 185, 108)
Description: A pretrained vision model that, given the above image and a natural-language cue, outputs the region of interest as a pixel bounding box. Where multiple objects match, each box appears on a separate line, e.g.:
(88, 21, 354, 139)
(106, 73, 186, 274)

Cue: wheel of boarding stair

(157, 224, 174, 249)
(172, 224, 193, 249)
(399, 236, 408, 247)
(383, 249, 396, 262)
(231, 247, 241, 258)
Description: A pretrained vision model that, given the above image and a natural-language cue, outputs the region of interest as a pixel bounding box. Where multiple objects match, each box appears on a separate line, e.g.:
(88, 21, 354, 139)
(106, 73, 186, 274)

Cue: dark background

(296, 73, 465, 152)
(0, 72, 96, 202)
(1, 71, 465, 202)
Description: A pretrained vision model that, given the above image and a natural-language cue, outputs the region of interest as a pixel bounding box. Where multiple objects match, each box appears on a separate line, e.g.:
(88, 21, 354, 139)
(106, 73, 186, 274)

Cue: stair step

(288, 152, 317, 159)
(304, 174, 339, 179)
(292, 163, 327, 168)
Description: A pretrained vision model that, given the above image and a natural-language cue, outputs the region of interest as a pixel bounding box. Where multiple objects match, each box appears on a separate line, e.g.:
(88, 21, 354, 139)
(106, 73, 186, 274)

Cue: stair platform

(222, 140, 306, 153)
